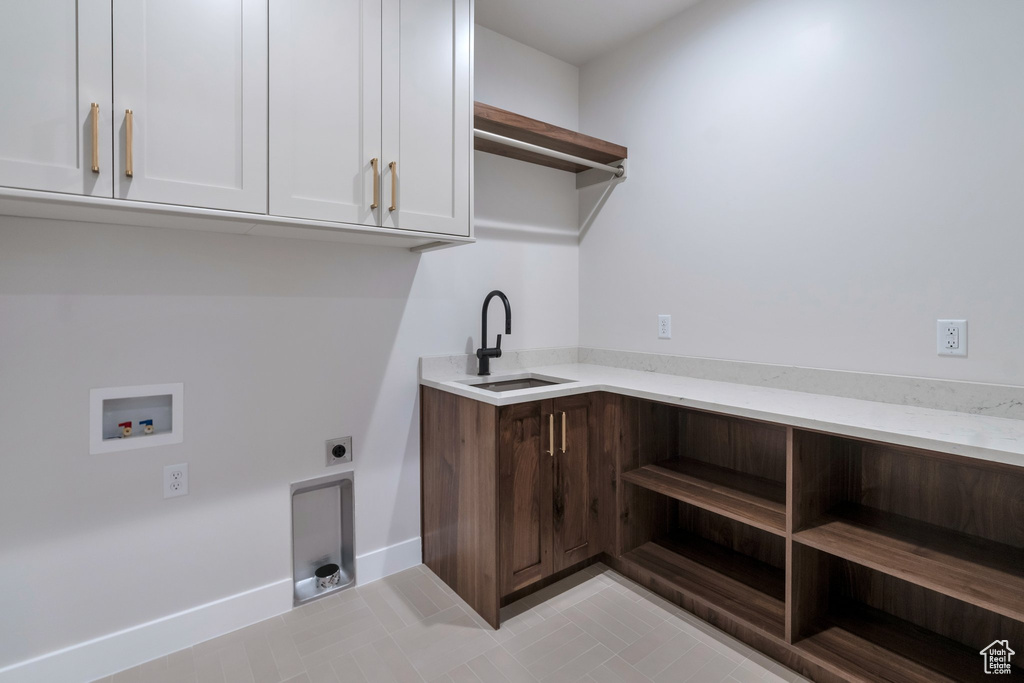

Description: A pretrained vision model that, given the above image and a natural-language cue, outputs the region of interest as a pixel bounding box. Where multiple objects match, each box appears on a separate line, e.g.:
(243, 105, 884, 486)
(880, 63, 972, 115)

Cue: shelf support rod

(474, 129, 626, 178)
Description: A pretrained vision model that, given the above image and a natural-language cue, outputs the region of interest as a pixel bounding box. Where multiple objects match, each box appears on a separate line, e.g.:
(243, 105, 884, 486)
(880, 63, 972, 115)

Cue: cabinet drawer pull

(547, 413, 554, 457)
(124, 109, 134, 178)
(370, 158, 379, 209)
(388, 161, 397, 211)
(90, 103, 100, 173)
(561, 411, 567, 454)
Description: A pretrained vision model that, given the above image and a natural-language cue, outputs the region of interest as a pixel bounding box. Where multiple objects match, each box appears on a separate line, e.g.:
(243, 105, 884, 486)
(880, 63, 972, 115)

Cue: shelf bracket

(576, 158, 628, 189)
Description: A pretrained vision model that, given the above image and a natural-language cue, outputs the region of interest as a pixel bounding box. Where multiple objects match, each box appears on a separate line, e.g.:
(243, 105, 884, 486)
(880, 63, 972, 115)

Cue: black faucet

(476, 290, 511, 376)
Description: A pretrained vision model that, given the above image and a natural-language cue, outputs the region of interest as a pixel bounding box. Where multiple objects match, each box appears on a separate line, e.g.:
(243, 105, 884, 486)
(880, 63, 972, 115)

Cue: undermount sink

(466, 374, 570, 393)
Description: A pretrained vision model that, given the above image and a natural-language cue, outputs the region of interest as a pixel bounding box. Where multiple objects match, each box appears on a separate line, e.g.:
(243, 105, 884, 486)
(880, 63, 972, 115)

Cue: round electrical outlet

(325, 437, 353, 467)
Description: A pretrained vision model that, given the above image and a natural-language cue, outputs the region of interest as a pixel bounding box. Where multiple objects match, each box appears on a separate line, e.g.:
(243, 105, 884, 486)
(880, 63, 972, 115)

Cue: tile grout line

(576, 586, 650, 641)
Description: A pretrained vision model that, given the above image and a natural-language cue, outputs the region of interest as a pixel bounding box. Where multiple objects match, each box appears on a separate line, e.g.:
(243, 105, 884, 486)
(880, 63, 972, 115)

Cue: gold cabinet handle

(547, 413, 554, 457)
(90, 103, 100, 173)
(388, 161, 397, 211)
(561, 411, 567, 454)
(370, 158, 379, 209)
(124, 109, 134, 178)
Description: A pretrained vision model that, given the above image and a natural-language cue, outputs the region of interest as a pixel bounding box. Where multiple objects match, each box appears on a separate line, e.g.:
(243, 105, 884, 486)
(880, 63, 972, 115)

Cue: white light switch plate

(937, 319, 967, 357)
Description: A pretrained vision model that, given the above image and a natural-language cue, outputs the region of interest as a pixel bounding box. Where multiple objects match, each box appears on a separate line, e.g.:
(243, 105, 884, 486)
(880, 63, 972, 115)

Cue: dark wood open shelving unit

(603, 399, 1024, 682)
(473, 101, 627, 173)
(621, 457, 786, 535)
(797, 600, 1000, 683)
(794, 503, 1024, 623)
(623, 532, 786, 639)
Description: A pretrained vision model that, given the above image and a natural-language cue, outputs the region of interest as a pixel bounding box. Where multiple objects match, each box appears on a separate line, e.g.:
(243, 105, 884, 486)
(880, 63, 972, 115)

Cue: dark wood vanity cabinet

(422, 383, 1024, 681)
(421, 387, 610, 628)
(498, 395, 600, 596)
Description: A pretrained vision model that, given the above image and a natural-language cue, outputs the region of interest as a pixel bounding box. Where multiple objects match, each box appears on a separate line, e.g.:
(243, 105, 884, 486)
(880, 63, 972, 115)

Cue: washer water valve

(118, 421, 133, 438)
(140, 419, 155, 435)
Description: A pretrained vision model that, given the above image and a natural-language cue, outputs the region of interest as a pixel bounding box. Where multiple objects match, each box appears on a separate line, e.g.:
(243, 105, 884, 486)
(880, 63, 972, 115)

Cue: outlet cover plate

(658, 314, 672, 340)
(325, 436, 353, 467)
(164, 463, 189, 498)
(937, 319, 967, 357)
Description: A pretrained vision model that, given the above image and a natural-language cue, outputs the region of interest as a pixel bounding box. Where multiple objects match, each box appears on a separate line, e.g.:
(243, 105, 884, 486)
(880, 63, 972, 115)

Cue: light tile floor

(93, 563, 810, 683)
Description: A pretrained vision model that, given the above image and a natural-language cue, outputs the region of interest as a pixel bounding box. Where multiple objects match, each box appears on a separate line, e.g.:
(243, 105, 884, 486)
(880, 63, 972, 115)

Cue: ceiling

(475, 0, 704, 66)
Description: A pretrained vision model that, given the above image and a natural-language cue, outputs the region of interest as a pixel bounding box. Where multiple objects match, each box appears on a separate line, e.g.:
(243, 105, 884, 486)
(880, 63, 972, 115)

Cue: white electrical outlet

(658, 314, 672, 339)
(937, 319, 967, 357)
(163, 463, 189, 499)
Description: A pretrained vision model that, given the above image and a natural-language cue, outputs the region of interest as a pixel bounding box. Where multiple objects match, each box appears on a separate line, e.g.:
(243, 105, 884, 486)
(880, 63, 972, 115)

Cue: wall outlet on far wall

(163, 463, 189, 499)
(658, 314, 672, 339)
(937, 319, 967, 357)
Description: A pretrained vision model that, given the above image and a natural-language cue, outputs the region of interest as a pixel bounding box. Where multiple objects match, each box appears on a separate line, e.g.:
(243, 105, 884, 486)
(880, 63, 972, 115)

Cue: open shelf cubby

(622, 402, 788, 535)
(618, 488, 787, 639)
(791, 429, 1024, 623)
(791, 544, 1024, 682)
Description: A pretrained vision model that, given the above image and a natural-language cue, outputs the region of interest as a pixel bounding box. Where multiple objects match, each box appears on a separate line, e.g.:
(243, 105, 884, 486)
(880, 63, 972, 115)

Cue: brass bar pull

(547, 413, 554, 457)
(388, 161, 397, 211)
(561, 411, 567, 454)
(124, 109, 134, 178)
(90, 103, 100, 173)
(370, 158, 379, 209)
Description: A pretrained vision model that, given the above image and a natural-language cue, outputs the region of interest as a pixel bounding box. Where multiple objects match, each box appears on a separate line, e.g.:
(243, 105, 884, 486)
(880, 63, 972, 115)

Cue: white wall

(579, 0, 1024, 386)
(474, 25, 580, 236)
(0, 27, 580, 672)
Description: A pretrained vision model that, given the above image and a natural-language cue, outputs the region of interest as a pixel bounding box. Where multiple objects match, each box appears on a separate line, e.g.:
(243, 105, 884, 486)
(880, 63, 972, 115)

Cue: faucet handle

(495, 334, 502, 350)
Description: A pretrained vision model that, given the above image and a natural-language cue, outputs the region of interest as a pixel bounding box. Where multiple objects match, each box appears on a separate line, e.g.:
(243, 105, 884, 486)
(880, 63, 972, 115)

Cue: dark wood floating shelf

(474, 101, 627, 173)
(621, 458, 787, 536)
(794, 504, 1024, 622)
(621, 533, 786, 639)
(797, 600, 1006, 683)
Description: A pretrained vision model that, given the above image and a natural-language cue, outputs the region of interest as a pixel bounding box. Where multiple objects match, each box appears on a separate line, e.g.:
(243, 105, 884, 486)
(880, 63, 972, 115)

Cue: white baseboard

(0, 537, 422, 683)
(356, 536, 422, 585)
(0, 579, 292, 683)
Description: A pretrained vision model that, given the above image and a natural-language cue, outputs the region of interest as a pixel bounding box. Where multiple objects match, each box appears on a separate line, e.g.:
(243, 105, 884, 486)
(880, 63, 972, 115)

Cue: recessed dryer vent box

(89, 383, 183, 454)
(291, 471, 355, 606)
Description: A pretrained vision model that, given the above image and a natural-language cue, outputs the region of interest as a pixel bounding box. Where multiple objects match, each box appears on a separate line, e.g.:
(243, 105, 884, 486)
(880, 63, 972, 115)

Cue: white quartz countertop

(420, 361, 1024, 469)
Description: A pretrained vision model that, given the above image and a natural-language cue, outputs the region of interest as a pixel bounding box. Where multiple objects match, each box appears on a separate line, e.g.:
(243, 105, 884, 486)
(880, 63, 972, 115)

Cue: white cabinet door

(382, 0, 471, 236)
(113, 0, 267, 213)
(0, 0, 112, 196)
(270, 0, 382, 225)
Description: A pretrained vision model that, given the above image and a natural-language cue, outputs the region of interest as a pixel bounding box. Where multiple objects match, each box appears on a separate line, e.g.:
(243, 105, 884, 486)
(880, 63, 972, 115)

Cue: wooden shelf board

(794, 504, 1024, 623)
(621, 458, 786, 536)
(621, 533, 785, 639)
(474, 101, 627, 174)
(797, 599, 1018, 683)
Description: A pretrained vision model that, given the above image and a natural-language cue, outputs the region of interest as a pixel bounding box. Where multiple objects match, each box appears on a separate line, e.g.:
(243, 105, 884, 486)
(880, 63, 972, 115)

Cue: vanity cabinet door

(499, 400, 554, 595)
(113, 0, 267, 212)
(269, 0, 382, 225)
(552, 394, 600, 571)
(380, 0, 471, 236)
(0, 0, 112, 196)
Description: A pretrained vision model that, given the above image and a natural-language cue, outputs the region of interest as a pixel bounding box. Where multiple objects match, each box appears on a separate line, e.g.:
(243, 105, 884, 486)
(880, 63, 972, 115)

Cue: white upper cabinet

(0, 0, 112, 196)
(269, 0, 382, 226)
(381, 0, 472, 237)
(0, 0, 472, 246)
(113, 0, 267, 213)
